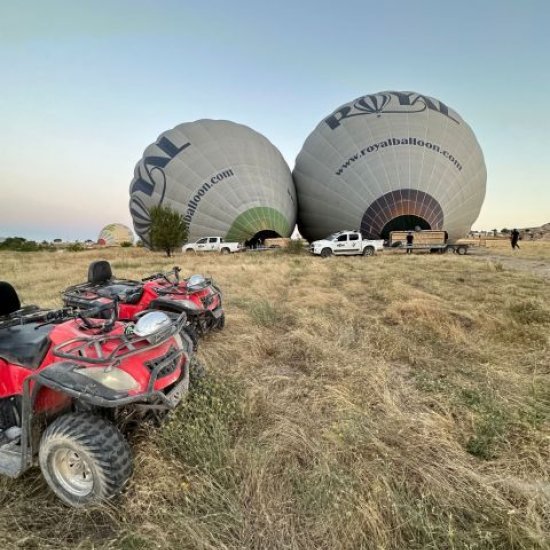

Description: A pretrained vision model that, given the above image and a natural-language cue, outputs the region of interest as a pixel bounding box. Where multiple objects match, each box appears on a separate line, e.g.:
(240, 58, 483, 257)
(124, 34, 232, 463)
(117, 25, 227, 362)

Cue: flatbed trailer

(387, 230, 469, 255)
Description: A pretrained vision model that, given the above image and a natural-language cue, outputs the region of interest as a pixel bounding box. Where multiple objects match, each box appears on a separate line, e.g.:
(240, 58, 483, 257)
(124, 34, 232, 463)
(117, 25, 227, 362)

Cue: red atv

(0, 281, 194, 507)
(62, 261, 225, 345)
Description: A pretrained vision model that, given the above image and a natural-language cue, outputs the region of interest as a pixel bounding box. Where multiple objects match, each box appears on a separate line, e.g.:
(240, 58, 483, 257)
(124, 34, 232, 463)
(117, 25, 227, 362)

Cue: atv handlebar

(142, 266, 181, 284)
(76, 299, 118, 333)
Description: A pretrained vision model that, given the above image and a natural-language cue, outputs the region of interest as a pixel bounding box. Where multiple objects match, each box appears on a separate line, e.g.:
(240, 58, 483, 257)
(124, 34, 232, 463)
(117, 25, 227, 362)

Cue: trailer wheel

(320, 248, 332, 258)
(445, 246, 454, 254)
(456, 246, 468, 255)
(362, 246, 375, 256)
(39, 413, 132, 507)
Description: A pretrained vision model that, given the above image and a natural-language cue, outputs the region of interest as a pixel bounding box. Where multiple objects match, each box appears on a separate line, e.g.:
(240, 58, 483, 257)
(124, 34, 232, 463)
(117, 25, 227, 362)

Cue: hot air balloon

(97, 224, 134, 246)
(293, 91, 486, 241)
(129, 120, 297, 247)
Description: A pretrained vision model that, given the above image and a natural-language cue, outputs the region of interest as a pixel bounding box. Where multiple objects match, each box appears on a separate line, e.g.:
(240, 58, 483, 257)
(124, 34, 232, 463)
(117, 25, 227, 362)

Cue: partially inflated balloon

(97, 223, 134, 246)
(293, 91, 486, 241)
(129, 120, 296, 246)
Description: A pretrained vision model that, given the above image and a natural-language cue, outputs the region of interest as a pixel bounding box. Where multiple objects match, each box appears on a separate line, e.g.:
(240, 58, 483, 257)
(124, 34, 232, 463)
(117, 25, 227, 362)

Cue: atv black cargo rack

(0, 307, 72, 330)
(53, 314, 188, 366)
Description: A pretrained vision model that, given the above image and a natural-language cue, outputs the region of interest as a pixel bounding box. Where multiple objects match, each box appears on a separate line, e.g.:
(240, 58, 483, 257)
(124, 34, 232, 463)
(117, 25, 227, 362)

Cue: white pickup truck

(309, 231, 384, 257)
(182, 236, 242, 254)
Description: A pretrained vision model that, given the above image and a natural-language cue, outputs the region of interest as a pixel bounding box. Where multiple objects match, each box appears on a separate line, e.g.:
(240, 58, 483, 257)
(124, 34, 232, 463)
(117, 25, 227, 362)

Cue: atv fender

(34, 359, 189, 409)
(148, 298, 195, 317)
(35, 362, 130, 406)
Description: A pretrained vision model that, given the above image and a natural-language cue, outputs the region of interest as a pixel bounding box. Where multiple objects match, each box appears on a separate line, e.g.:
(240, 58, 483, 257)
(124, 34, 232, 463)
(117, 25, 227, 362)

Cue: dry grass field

(0, 247, 548, 549)
(465, 240, 550, 262)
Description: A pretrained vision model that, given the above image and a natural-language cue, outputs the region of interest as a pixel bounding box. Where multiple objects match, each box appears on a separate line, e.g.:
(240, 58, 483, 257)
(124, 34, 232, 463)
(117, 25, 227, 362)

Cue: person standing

(510, 228, 520, 250)
(406, 232, 414, 254)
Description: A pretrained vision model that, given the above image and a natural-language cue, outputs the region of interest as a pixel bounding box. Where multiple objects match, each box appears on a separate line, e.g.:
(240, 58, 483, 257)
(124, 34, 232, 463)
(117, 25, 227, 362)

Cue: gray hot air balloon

(129, 120, 297, 247)
(293, 91, 487, 241)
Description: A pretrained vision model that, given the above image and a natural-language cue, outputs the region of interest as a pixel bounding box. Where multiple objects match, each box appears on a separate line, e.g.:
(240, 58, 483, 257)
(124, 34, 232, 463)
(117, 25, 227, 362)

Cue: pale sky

(1, 0, 548, 241)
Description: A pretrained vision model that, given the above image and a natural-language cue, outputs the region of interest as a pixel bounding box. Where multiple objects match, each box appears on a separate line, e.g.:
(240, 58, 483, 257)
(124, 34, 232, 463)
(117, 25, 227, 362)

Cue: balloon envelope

(97, 223, 134, 246)
(129, 120, 297, 246)
(293, 91, 486, 241)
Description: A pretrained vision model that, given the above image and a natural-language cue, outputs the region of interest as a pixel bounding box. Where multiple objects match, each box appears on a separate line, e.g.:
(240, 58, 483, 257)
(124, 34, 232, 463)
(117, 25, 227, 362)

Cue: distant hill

(520, 222, 550, 240)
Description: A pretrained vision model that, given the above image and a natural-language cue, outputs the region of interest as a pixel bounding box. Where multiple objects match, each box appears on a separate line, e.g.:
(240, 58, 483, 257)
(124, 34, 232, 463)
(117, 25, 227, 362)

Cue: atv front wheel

(39, 413, 132, 507)
(189, 358, 207, 387)
(215, 312, 225, 330)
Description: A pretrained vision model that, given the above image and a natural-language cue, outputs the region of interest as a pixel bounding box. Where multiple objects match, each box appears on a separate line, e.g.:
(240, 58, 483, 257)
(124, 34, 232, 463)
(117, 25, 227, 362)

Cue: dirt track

(469, 247, 550, 280)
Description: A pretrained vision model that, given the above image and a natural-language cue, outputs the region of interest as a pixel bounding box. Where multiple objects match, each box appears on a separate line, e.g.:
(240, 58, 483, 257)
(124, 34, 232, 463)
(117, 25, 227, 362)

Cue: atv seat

(0, 323, 53, 369)
(96, 284, 143, 304)
(86, 262, 143, 304)
(88, 261, 113, 285)
(0, 282, 21, 317)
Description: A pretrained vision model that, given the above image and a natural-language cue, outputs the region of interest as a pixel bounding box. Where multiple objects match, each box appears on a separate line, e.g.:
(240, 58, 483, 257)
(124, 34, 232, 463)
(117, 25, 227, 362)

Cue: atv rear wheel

(39, 413, 132, 507)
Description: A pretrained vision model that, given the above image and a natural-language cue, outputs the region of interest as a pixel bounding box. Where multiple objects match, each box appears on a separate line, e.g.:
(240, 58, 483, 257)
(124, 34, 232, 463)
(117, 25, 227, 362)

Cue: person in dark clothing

(406, 232, 414, 254)
(510, 228, 520, 250)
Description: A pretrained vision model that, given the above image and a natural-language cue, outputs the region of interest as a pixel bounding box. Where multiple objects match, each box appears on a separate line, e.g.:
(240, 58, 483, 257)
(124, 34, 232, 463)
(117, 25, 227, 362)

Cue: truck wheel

(320, 248, 332, 258)
(39, 413, 132, 507)
(362, 246, 375, 256)
(185, 249, 196, 254)
(456, 246, 467, 255)
(220, 248, 230, 255)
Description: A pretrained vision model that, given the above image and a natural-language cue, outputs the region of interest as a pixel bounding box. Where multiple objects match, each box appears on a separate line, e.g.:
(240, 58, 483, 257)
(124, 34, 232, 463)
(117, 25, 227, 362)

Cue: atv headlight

(134, 311, 172, 342)
(76, 367, 139, 391)
(187, 274, 207, 291)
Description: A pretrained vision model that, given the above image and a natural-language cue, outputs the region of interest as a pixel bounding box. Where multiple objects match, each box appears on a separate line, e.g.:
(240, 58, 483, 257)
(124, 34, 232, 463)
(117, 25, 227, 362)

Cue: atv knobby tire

(189, 358, 207, 387)
(182, 324, 199, 351)
(39, 413, 132, 507)
(215, 312, 225, 330)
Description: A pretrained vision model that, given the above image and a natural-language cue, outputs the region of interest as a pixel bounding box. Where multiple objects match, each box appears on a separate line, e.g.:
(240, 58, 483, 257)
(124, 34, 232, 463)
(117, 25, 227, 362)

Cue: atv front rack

(53, 315, 187, 366)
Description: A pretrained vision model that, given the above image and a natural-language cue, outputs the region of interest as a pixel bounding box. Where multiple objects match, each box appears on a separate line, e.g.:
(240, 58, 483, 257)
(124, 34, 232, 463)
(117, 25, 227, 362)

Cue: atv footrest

(0, 445, 24, 478)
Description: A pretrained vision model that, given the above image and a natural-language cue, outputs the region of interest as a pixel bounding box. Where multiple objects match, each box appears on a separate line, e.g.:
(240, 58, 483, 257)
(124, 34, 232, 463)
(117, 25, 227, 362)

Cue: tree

(149, 205, 188, 257)
(501, 228, 510, 234)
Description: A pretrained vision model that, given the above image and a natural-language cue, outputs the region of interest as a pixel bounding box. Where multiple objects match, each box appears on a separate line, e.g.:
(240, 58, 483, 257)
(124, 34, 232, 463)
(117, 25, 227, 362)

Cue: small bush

(466, 408, 508, 460)
(248, 300, 286, 327)
(120, 241, 133, 248)
(285, 239, 307, 255)
(508, 300, 549, 325)
(66, 242, 85, 252)
(160, 372, 243, 471)
(0, 237, 44, 252)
